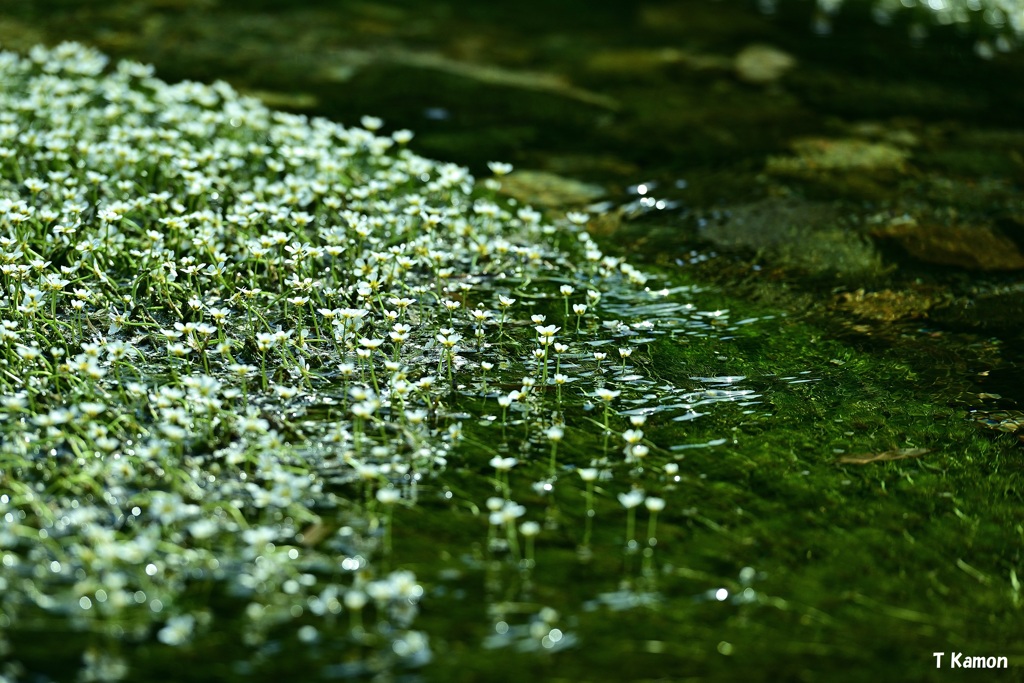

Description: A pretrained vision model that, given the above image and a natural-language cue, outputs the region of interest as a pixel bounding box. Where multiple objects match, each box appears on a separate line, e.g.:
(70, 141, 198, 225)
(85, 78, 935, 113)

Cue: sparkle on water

(0, 43, 778, 681)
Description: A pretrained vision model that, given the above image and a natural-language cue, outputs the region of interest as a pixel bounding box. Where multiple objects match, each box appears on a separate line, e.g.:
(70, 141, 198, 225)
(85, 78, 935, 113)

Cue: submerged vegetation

(0, 42, 756, 681)
(0, 38, 1021, 683)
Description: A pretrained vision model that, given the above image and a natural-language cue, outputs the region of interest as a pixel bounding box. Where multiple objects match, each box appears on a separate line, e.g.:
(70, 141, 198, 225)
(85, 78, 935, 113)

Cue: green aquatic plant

(618, 488, 645, 552)
(0, 41, 763, 681)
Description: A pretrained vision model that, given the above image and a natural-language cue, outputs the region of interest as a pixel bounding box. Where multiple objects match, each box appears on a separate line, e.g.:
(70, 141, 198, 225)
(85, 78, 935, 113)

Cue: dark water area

(1, 1, 1023, 681)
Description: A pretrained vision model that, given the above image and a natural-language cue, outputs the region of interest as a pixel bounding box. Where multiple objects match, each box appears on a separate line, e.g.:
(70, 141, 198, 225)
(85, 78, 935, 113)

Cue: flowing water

(0, 2, 1022, 682)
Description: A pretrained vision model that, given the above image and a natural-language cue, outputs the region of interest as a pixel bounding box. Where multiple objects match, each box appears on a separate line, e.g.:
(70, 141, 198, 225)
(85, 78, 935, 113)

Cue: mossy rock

(697, 197, 884, 278)
(872, 216, 1024, 271)
(495, 169, 606, 208)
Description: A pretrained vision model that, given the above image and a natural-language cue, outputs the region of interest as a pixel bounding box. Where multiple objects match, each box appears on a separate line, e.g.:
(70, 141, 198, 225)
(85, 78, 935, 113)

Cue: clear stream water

(0, 1, 1022, 682)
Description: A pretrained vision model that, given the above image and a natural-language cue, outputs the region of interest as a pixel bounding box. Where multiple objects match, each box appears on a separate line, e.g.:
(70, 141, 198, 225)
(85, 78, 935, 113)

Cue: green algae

(0, 2, 1022, 682)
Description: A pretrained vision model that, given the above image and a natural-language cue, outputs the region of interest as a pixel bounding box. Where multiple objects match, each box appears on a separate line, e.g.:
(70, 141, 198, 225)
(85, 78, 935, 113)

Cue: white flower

(645, 497, 666, 512)
(487, 161, 513, 176)
(622, 429, 644, 445)
(489, 501, 526, 526)
(629, 444, 650, 459)
(360, 115, 384, 131)
(618, 490, 645, 509)
(376, 488, 401, 505)
(351, 400, 379, 418)
(344, 589, 368, 610)
(436, 333, 462, 349)
(490, 456, 517, 471)
(497, 391, 520, 407)
(157, 614, 196, 646)
(188, 519, 218, 540)
(77, 401, 106, 418)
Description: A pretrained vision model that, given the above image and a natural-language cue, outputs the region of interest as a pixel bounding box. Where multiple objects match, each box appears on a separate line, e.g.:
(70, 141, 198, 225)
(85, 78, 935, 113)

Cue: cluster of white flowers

(0, 42, 755, 679)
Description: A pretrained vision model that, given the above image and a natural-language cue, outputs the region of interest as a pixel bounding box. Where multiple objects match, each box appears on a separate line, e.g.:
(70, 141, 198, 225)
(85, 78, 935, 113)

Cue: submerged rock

(734, 44, 796, 85)
(832, 288, 938, 322)
(929, 284, 1024, 331)
(697, 197, 883, 277)
(767, 136, 910, 174)
(322, 47, 620, 110)
(872, 215, 1024, 271)
(585, 47, 732, 76)
(495, 170, 606, 208)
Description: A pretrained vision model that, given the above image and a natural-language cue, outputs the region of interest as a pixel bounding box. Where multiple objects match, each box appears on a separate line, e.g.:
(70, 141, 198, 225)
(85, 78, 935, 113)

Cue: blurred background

(2, 0, 1022, 194)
